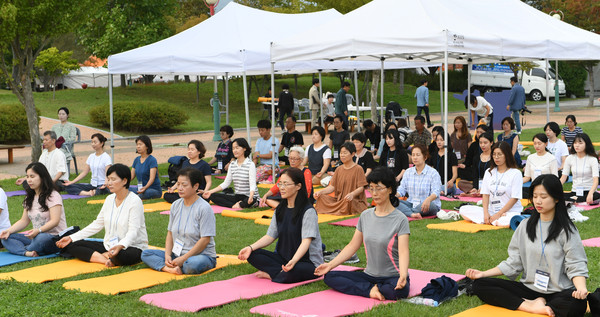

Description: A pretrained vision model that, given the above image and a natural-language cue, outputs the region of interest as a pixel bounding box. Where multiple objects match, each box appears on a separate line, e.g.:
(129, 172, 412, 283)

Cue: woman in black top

(465, 131, 494, 195)
(351, 133, 376, 177)
(427, 133, 458, 196)
(328, 115, 350, 164)
(379, 129, 409, 182)
(458, 124, 489, 181)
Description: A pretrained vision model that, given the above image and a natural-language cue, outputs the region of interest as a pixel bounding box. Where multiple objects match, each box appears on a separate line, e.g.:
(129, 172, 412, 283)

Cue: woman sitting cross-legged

(1, 163, 67, 257)
(238, 167, 323, 284)
(559, 133, 599, 204)
(56, 164, 148, 267)
(64, 133, 112, 196)
(459, 141, 523, 227)
(315, 167, 410, 301)
(141, 168, 216, 275)
(466, 174, 588, 317)
(163, 140, 212, 204)
(396, 144, 442, 219)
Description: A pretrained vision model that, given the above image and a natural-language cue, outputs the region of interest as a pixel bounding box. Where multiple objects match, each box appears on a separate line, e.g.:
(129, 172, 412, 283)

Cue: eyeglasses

(288, 157, 302, 161)
(492, 153, 505, 158)
(367, 186, 388, 193)
(276, 182, 296, 188)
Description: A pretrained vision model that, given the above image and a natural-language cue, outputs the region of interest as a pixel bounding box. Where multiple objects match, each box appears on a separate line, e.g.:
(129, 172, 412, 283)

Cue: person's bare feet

(24, 251, 38, 257)
(162, 266, 183, 275)
(519, 297, 554, 316)
(369, 285, 385, 301)
(410, 213, 423, 219)
(105, 258, 115, 267)
(232, 202, 242, 209)
(255, 271, 271, 279)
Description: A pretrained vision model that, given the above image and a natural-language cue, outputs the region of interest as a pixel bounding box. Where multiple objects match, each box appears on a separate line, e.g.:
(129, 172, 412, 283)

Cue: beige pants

(311, 108, 319, 127)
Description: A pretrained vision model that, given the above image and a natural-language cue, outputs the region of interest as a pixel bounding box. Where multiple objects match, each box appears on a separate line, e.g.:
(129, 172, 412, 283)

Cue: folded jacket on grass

(0, 252, 58, 268)
(249, 269, 465, 317)
(254, 213, 352, 226)
(62, 254, 244, 295)
(140, 265, 362, 312)
(450, 304, 541, 316)
(0, 259, 114, 283)
(426, 220, 507, 233)
(329, 215, 437, 227)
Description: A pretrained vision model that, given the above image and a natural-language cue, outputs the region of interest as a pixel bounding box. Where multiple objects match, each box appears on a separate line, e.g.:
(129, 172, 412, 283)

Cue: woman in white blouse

(64, 133, 112, 196)
(523, 133, 558, 185)
(559, 133, 599, 204)
(56, 164, 148, 267)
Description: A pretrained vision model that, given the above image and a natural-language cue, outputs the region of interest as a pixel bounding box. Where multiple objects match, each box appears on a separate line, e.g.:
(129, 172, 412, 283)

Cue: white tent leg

(225, 72, 230, 124)
(467, 61, 472, 128)
(443, 47, 449, 195)
(545, 60, 550, 122)
(242, 72, 251, 144)
(270, 63, 276, 183)
(318, 70, 323, 126)
(439, 66, 443, 120)
(380, 58, 385, 135)
(354, 69, 361, 132)
(109, 74, 114, 162)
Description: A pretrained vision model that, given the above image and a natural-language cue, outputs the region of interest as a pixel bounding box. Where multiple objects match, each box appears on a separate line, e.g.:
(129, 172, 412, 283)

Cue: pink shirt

(28, 191, 67, 235)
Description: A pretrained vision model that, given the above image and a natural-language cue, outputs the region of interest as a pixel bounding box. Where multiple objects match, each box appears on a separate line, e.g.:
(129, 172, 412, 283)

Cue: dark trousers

(209, 192, 255, 208)
(64, 240, 142, 266)
(247, 249, 319, 284)
(472, 278, 586, 317)
(24, 180, 64, 192)
(324, 270, 410, 300)
(163, 192, 202, 204)
(477, 112, 494, 133)
(417, 106, 432, 125)
(563, 191, 600, 203)
(278, 108, 293, 130)
(65, 183, 109, 196)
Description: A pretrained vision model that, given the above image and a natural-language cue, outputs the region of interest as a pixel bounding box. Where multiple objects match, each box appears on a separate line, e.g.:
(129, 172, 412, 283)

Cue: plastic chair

(298, 98, 311, 120)
(63, 127, 81, 175)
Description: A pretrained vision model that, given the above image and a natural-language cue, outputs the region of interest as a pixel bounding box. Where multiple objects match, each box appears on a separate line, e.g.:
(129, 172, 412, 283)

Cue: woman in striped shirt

(561, 115, 583, 148)
(203, 138, 259, 209)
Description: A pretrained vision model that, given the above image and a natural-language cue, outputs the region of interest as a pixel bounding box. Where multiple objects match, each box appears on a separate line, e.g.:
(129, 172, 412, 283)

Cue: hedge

(0, 104, 39, 143)
(90, 102, 189, 132)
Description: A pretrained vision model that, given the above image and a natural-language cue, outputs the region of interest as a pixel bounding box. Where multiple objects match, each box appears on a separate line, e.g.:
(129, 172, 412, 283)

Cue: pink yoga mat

(441, 195, 481, 202)
(330, 215, 436, 227)
(575, 203, 600, 211)
(160, 205, 239, 215)
(140, 265, 362, 312)
(249, 269, 465, 316)
(214, 176, 226, 180)
(583, 237, 600, 247)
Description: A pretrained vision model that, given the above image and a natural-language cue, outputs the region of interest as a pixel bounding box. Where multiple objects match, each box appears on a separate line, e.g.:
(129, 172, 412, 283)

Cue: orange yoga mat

(143, 201, 172, 213)
(426, 220, 507, 233)
(221, 209, 274, 220)
(62, 255, 244, 295)
(451, 304, 543, 316)
(0, 259, 114, 283)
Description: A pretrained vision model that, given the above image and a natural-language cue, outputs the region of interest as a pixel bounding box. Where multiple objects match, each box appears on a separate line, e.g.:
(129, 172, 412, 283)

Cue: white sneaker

(568, 209, 589, 222)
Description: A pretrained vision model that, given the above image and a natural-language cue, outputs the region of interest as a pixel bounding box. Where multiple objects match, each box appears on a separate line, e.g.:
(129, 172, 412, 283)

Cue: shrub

(0, 104, 39, 143)
(90, 102, 189, 132)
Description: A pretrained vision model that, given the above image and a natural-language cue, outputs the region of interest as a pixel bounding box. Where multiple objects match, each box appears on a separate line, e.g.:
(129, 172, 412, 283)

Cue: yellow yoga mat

(426, 220, 507, 233)
(451, 304, 542, 316)
(521, 199, 530, 207)
(257, 183, 274, 189)
(254, 213, 353, 226)
(221, 209, 274, 220)
(62, 255, 244, 295)
(143, 202, 172, 213)
(87, 199, 104, 204)
(0, 259, 113, 283)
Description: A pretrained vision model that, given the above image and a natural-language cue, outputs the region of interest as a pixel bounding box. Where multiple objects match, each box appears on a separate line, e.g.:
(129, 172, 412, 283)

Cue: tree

(0, 1, 94, 161)
(77, 0, 178, 87)
(35, 47, 80, 98)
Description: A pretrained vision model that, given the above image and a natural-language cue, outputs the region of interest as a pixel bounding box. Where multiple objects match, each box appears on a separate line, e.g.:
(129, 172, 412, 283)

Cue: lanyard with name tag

(534, 221, 550, 291)
(370, 144, 375, 151)
(575, 186, 585, 197)
(172, 238, 184, 257)
(478, 179, 483, 190)
(490, 200, 501, 213)
(217, 159, 223, 170)
(533, 169, 542, 180)
(333, 150, 339, 159)
(454, 151, 461, 160)
(284, 148, 290, 156)
(108, 236, 119, 249)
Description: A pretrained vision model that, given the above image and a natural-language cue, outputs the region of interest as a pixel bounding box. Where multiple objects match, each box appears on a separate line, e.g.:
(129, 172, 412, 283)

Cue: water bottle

(405, 297, 439, 307)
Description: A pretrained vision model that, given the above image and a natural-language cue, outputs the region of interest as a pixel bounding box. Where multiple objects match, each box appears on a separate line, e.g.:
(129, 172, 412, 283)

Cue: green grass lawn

(0, 161, 599, 316)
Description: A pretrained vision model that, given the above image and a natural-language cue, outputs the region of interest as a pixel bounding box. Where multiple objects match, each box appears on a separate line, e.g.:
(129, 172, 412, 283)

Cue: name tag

(533, 169, 542, 179)
(284, 148, 290, 156)
(412, 200, 420, 208)
(576, 186, 585, 197)
(478, 179, 483, 190)
(491, 200, 501, 213)
(333, 150, 339, 159)
(172, 238, 184, 257)
(534, 269, 550, 291)
(370, 144, 375, 151)
(455, 151, 461, 160)
(217, 160, 223, 170)
(108, 236, 119, 249)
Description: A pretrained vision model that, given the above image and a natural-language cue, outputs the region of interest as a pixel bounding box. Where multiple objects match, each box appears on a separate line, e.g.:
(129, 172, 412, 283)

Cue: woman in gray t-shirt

(315, 166, 411, 301)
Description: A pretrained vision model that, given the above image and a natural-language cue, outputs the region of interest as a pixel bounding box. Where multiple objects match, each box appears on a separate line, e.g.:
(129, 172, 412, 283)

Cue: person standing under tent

(334, 82, 351, 128)
(278, 84, 294, 131)
(415, 79, 433, 128)
(467, 95, 494, 132)
(309, 78, 321, 128)
(506, 76, 525, 134)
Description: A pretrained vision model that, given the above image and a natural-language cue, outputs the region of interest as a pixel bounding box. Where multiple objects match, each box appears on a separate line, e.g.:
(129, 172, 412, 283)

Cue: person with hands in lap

(238, 168, 323, 284)
(141, 168, 216, 275)
(130, 135, 162, 199)
(56, 164, 148, 267)
(466, 174, 588, 317)
(208, 125, 234, 174)
(163, 140, 212, 204)
(261, 146, 313, 209)
(64, 133, 112, 196)
(315, 167, 410, 301)
(1, 163, 67, 257)
(303, 126, 331, 186)
(559, 133, 599, 204)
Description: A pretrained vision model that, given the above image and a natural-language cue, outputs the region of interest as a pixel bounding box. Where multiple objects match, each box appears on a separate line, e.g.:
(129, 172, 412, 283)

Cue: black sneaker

(323, 249, 340, 262)
(427, 124, 434, 128)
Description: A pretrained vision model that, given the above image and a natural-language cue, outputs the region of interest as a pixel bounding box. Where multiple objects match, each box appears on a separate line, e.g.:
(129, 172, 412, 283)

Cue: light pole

(205, 0, 221, 141)
(550, 9, 563, 112)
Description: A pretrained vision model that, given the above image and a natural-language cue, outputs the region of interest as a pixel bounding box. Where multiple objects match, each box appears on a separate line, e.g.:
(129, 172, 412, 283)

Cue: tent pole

(242, 72, 251, 145)
(196, 76, 200, 105)
(443, 45, 449, 196)
(467, 61, 472, 129)
(109, 74, 115, 162)
(318, 70, 323, 126)
(225, 73, 230, 124)
(354, 69, 361, 132)
(545, 60, 550, 122)
(380, 58, 385, 137)
(439, 66, 443, 121)
(270, 63, 276, 183)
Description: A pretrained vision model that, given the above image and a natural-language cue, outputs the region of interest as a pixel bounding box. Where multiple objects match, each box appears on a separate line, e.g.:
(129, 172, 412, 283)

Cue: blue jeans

(1, 233, 59, 256)
(65, 183, 109, 196)
(141, 249, 216, 274)
(324, 270, 410, 300)
(441, 184, 456, 196)
(129, 187, 162, 200)
(396, 199, 440, 217)
(511, 110, 521, 132)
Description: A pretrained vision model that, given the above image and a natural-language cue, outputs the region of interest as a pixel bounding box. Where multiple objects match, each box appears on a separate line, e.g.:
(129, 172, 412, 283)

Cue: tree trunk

(370, 70, 380, 122)
(22, 75, 42, 161)
(120, 74, 126, 88)
(399, 69, 405, 94)
(294, 74, 298, 96)
(184, 75, 191, 83)
(587, 65, 595, 107)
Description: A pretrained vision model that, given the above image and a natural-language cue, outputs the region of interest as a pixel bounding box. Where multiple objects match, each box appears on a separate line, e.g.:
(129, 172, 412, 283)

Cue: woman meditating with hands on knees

(315, 167, 410, 301)
(466, 174, 588, 317)
(56, 164, 148, 267)
(1, 163, 67, 257)
(130, 135, 162, 200)
(238, 168, 323, 284)
(64, 133, 112, 196)
(141, 168, 216, 275)
(303, 126, 331, 186)
(163, 140, 212, 204)
(559, 133, 599, 204)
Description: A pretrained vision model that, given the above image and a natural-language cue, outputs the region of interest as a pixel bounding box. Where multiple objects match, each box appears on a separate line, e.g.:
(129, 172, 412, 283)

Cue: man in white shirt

(16, 130, 69, 191)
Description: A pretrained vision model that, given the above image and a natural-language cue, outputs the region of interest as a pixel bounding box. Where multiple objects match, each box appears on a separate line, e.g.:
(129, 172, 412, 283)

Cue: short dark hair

(312, 78, 319, 85)
(286, 116, 297, 123)
(220, 125, 234, 138)
(91, 133, 107, 147)
(43, 130, 57, 140)
(510, 76, 518, 83)
(351, 132, 367, 144)
(342, 81, 351, 88)
(565, 114, 577, 125)
(257, 119, 271, 129)
(420, 79, 428, 85)
(414, 115, 425, 124)
(411, 144, 429, 160)
(106, 163, 132, 189)
(397, 118, 408, 128)
(311, 126, 326, 141)
(57, 107, 70, 116)
(384, 122, 397, 131)
(232, 138, 252, 158)
(533, 133, 548, 144)
(544, 122, 560, 136)
(282, 83, 290, 90)
(188, 140, 206, 159)
(327, 94, 334, 99)
(501, 117, 515, 130)
(366, 166, 399, 207)
(340, 141, 356, 154)
(135, 135, 153, 154)
(362, 119, 374, 128)
(177, 167, 204, 188)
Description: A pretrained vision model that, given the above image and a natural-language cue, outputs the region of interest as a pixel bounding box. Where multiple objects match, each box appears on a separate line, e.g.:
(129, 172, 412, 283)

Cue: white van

(470, 62, 566, 101)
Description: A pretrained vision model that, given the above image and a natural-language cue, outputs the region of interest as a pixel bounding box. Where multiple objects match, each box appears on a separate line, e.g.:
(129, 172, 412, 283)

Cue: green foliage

(403, 69, 468, 93)
(89, 102, 190, 132)
(34, 47, 80, 91)
(551, 61, 588, 97)
(0, 104, 39, 143)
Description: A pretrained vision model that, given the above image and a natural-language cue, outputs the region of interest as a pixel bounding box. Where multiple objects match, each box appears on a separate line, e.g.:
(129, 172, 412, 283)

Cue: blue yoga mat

(0, 252, 58, 267)
(510, 214, 531, 231)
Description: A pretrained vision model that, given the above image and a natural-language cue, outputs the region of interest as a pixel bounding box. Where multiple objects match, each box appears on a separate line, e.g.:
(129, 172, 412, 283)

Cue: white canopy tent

(61, 67, 123, 89)
(271, 0, 600, 194)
